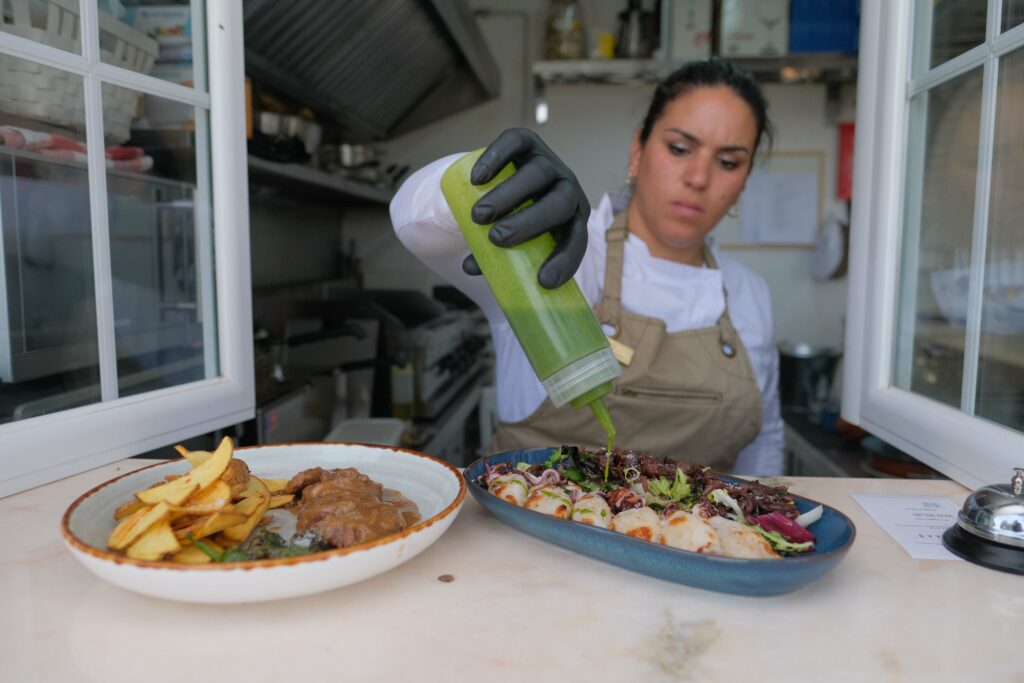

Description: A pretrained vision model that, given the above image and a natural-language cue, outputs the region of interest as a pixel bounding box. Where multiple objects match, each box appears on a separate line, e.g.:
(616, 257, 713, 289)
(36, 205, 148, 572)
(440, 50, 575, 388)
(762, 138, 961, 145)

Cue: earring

(626, 174, 636, 191)
(727, 204, 739, 218)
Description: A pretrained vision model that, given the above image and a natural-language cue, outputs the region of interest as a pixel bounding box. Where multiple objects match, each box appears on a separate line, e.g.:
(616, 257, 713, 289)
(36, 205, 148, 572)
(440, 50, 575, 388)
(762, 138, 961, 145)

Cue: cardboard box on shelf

(719, 0, 790, 58)
(667, 0, 712, 62)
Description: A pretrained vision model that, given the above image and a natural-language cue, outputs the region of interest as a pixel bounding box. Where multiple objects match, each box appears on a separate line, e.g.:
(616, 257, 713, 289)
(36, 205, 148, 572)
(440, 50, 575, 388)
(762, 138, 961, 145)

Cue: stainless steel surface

(248, 154, 394, 204)
(281, 319, 379, 375)
(533, 54, 859, 86)
(365, 290, 488, 421)
(615, 1, 655, 59)
(242, 0, 500, 140)
(956, 468, 1024, 548)
(252, 295, 381, 410)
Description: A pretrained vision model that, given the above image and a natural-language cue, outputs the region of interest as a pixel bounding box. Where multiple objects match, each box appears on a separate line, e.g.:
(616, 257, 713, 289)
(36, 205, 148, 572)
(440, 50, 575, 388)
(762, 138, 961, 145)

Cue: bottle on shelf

(544, 0, 587, 59)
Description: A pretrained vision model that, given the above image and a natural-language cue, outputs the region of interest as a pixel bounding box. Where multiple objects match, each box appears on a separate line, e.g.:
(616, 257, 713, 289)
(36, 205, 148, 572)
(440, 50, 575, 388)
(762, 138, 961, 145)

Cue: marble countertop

(2, 460, 1021, 683)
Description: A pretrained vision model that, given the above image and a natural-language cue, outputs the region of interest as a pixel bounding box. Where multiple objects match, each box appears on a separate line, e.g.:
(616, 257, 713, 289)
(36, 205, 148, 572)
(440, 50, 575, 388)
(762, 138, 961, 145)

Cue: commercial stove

(365, 290, 489, 421)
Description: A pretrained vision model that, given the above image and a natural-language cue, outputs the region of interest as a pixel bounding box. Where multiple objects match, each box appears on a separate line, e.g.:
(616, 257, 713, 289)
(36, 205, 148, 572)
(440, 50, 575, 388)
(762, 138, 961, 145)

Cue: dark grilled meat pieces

(285, 467, 420, 549)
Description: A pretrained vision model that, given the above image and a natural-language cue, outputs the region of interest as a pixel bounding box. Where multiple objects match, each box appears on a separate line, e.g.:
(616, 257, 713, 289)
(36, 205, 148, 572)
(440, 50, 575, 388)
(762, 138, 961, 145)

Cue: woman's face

(628, 85, 758, 261)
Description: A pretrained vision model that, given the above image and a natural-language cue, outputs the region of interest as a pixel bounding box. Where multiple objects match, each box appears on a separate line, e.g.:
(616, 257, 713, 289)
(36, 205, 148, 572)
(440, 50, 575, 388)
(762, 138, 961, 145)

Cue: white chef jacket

(390, 154, 784, 476)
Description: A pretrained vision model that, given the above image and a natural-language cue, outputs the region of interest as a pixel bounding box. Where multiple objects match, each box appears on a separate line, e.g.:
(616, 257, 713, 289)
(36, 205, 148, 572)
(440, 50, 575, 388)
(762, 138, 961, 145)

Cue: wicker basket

(0, 0, 158, 142)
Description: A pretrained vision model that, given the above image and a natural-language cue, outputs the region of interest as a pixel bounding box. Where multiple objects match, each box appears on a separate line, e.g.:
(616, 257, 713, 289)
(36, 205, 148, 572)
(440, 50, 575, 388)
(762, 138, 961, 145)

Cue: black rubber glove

(461, 128, 589, 290)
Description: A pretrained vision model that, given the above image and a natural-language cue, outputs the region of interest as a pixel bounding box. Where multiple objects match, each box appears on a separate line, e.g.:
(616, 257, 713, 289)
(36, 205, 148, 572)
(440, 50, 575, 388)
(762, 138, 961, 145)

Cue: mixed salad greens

(485, 445, 823, 556)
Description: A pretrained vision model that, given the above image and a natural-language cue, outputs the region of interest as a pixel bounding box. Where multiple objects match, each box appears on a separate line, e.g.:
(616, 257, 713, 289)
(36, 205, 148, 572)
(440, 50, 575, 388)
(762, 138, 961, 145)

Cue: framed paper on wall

(718, 150, 826, 248)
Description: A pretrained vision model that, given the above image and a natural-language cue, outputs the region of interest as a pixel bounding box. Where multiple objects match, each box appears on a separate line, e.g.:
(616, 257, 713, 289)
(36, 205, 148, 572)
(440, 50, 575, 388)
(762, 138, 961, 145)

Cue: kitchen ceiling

(242, 0, 500, 141)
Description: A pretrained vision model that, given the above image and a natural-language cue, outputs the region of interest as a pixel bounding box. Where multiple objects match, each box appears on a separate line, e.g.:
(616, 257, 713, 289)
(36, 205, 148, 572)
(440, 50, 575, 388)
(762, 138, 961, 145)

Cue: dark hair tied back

(639, 58, 773, 164)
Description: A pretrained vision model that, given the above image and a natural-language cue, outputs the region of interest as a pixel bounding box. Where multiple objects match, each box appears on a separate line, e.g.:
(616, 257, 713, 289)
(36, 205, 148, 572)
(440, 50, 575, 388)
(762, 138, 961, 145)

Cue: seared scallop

(661, 510, 723, 554)
(705, 515, 780, 559)
(610, 506, 662, 542)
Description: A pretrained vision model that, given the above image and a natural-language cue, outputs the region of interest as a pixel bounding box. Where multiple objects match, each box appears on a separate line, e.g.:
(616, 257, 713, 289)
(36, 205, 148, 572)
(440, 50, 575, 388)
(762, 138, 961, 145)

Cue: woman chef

(389, 59, 783, 476)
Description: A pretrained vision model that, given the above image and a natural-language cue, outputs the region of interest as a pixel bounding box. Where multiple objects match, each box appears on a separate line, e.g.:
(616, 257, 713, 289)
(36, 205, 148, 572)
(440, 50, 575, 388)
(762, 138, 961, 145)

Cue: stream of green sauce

(588, 397, 616, 480)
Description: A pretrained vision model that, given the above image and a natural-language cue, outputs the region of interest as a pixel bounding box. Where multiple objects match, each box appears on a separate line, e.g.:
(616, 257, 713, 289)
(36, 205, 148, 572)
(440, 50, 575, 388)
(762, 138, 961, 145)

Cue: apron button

(721, 341, 736, 358)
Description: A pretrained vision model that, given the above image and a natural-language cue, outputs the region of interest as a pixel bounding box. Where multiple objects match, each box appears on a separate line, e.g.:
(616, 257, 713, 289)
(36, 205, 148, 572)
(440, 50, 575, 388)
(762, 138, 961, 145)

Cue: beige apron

(491, 211, 763, 472)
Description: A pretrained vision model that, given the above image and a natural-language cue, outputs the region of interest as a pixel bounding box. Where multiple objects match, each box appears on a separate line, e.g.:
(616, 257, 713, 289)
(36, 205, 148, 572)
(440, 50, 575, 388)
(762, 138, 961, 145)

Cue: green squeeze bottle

(441, 149, 621, 452)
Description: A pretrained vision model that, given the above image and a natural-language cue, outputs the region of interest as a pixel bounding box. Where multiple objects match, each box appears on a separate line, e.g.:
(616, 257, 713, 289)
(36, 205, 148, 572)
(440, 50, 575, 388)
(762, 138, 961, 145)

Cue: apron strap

(594, 211, 629, 332)
(596, 219, 737, 358)
(703, 244, 740, 358)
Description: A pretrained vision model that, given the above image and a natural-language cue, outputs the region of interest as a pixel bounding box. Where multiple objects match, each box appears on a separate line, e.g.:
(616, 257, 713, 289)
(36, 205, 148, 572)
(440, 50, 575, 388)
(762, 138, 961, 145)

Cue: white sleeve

(388, 154, 504, 324)
(720, 263, 784, 477)
(732, 346, 784, 476)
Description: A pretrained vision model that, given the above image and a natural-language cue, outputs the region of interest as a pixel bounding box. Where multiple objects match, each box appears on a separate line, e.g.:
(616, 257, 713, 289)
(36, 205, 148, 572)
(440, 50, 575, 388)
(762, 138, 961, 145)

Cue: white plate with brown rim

(61, 443, 466, 604)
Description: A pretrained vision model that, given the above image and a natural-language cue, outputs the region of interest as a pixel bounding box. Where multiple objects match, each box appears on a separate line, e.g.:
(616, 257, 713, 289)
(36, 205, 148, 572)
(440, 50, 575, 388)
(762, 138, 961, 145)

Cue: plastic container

(325, 418, 406, 447)
(440, 149, 620, 444)
(389, 352, 414, 420)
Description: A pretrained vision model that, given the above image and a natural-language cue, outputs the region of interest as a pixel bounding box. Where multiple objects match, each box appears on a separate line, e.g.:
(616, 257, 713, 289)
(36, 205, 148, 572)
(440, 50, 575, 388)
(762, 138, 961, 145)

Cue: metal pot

(778, 342, 841, 411)
(338, 143, 378, 167)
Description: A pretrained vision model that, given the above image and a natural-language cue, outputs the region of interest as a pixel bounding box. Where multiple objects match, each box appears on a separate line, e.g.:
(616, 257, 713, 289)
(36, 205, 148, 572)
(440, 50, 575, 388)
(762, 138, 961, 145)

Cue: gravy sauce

(286, 467, 422, 549)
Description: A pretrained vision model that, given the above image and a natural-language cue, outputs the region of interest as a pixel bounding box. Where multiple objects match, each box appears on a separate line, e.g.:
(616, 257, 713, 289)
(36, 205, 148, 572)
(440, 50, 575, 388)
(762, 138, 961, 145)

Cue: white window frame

(0, 0, 253, 497)
(843, 0, 1024, 489)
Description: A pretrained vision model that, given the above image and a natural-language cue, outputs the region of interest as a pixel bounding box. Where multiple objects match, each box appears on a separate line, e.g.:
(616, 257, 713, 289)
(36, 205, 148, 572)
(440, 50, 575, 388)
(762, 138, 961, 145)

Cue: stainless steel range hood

(243, 0, 500, 141)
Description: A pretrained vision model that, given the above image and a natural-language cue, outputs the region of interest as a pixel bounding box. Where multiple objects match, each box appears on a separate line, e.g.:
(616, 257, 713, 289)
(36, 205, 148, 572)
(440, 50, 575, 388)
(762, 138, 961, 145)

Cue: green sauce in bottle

(441, 150, 621, 448)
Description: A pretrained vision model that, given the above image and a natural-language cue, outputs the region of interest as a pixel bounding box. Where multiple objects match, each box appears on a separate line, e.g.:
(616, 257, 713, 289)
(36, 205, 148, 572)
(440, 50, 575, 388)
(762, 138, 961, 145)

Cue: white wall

(354, 1, 855, 349)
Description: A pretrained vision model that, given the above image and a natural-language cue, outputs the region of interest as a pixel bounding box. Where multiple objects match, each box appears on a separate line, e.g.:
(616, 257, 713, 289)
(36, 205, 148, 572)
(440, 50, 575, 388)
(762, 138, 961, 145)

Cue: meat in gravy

(285, 467, 421, 548)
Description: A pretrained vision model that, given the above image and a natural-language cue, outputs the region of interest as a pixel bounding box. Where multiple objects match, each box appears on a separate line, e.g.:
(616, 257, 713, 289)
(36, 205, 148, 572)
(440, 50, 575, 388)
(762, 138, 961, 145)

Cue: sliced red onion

(749, 511, 816, 544)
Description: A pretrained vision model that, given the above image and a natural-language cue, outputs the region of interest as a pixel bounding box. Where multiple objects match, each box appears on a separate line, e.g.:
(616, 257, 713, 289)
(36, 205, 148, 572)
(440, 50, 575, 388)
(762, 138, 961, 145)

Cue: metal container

(258, 111, 281, 135)
(778, 342, 841, 410)
(338, 143, 378, 167)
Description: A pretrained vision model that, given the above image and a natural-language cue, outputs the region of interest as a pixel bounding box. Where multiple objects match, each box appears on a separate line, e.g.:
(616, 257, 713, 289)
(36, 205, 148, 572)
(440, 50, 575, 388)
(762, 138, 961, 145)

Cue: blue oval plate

(464, 447, 856, 596)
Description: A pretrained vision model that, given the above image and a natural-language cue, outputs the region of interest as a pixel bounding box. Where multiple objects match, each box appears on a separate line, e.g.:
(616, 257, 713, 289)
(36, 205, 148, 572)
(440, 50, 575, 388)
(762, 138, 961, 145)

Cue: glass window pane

(913, 0, 988, 74)
(895, 69, 983, 409)
(977, 49, 1024, 433)
(1, 0, 82, 55)
(105, 84, 216, 397)
(1004, 0, 1024, 32)
(100, 1, 201, 90)
(0, 63, 99, 423)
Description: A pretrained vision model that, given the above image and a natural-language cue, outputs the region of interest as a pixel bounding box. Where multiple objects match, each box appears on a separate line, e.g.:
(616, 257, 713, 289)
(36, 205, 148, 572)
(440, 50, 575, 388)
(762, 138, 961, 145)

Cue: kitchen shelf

(533, 54, 858, 86)
(246, 155, 393, 205)
(1, 145, 194, 189)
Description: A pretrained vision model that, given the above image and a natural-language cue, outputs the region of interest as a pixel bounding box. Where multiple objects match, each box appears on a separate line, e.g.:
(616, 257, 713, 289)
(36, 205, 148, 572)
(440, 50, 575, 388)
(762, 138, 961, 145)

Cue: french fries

(106, 437, 293, 563)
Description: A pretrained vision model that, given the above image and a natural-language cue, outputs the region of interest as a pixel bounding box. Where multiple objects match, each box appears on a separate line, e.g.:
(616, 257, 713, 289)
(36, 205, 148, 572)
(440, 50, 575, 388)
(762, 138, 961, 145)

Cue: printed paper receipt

(852, 495, 961, 561)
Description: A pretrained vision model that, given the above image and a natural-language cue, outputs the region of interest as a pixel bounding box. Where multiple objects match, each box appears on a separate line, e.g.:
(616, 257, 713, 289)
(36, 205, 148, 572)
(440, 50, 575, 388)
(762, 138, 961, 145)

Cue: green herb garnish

(543, 448, 567, 470)
(563, 467, 585, 483)
(645, 467, 694, 506)
(189, 535, 224, 562)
